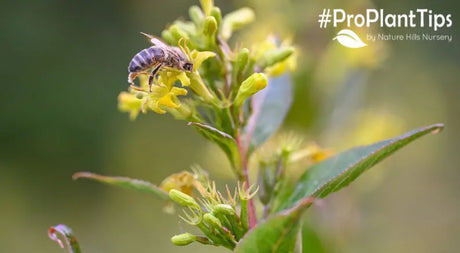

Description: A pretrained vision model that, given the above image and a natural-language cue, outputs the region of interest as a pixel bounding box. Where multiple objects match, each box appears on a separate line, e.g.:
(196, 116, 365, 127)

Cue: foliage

(49, 0, 443, 252)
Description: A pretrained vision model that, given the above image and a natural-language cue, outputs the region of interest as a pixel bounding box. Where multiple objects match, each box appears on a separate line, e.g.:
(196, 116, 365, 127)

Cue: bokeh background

(0, 0, 458, 252)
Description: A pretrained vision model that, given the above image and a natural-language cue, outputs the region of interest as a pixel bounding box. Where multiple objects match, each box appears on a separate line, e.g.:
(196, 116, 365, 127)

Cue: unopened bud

(221, 7, 255, 39)
(203, 213, 222, 229)
(212, 204, 243, 240)
(210, 7, 222, 28)
(234, 73, 268, 107)
(213, 204, 236, 217)
(203, 16, 217, 37)
(189, 5, 204, 27)
(258, 47, 295, 69)
(169, 25, 189, 42)
(235, 48, 249, 73)
(161, 30, 176, 45)
(199, 0, 214, 15)
(171, 233, 197, 246)
(169, 189, 200, 209)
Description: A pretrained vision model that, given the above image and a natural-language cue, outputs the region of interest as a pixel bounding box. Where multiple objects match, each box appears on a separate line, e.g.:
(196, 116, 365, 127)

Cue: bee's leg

(148, 63, 163, 92)
(128, 72, 147, 91)
(128, 72, 137, 86)
(130, 85, 145, 91)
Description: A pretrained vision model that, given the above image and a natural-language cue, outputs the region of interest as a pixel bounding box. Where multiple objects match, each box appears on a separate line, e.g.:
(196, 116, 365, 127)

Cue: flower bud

(199, 0, 214, 15)
(212, 204, 244, 239)
(171, 233, 197, 246)
(235, 48, 249, 73)
(258, 47, 295, 69)
(189, 5, 204, 28)
(210, 7, 222, 28)
(234, 73, 268, 107)
(161, 30, 175, 45)
(203, 16, 217, 37)
(169, 189, 200, 209)
(169, 24, 189, 42)
(213, 204, 236, 217)
(203, 213, 222, 229)
(221, 7, 255, 39)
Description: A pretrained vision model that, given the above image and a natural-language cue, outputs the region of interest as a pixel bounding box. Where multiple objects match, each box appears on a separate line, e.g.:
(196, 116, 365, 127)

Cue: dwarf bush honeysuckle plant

(49, 0, 444, 252)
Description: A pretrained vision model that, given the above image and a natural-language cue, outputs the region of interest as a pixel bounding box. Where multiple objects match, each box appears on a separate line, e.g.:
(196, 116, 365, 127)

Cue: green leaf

(188, 122, 242, 171)
(235, 198, 313, 253)
(48, 224, 81, 253)
(244, 75, 293, 152)
(300, 222, 327, 253)
(72, 172, 169, 200)
(279, 123, 444, 211)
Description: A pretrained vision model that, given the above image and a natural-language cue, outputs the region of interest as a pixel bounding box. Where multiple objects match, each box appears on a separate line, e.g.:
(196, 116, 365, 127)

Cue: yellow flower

(190, 50, 216, 70)
(118, 70, 190, 118)
(118, 91, 144, 120)
(148, 84, 188, 114)
(160, 171, 196, 196)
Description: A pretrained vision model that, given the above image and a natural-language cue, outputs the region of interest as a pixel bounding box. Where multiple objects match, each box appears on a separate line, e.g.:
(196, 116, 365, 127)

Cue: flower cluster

(118, 0, 296, 125)
(168, 177, 258, 250)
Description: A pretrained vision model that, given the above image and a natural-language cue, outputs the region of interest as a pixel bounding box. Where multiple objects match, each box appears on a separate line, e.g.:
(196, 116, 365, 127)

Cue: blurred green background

(0, 0, 458, 252)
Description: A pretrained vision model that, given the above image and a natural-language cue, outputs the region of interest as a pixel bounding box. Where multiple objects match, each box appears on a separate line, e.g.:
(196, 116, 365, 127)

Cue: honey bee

(128, 32, 193, 91)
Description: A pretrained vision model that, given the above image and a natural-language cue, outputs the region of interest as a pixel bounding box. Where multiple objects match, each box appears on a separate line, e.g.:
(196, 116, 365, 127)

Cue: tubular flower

(118, 72, 189, 117)
(117, 91, 144, 120)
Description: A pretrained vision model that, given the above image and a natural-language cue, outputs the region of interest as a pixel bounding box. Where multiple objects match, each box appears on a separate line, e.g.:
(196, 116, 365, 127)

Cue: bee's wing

(172, 47, 188, 59)
(140, 32, 169, 47)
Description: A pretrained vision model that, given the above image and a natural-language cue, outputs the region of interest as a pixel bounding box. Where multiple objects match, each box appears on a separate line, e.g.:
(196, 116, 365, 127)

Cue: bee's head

(183, 62, 193, 72)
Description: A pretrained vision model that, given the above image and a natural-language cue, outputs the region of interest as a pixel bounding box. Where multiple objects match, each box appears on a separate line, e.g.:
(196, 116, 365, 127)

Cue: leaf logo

(333, 29, 367, 48)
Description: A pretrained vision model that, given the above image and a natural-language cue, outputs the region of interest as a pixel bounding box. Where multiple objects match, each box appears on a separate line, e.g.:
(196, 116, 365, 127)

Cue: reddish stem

(236, 134, 257, 229)
(243, 165, 257, 229)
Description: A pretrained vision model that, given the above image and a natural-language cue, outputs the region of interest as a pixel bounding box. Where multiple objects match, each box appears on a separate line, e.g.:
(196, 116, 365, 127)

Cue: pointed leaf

(235, 198, 314, 253)
(73, 172, 169, 200)
(244, 74, 293, 152)
(188, 122, 241, 169)
(48, 224, 81, 253)
(300, 222, 327, 253)
(279, 123, 444, 211)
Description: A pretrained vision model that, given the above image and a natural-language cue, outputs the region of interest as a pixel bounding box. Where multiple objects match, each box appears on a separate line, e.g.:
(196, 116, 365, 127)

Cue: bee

(128, 32, 193, 91)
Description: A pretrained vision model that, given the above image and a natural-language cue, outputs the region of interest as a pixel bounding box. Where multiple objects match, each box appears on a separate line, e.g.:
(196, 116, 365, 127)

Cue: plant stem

(217, 36, 233, 98)
(236, 134, 257, 229)
(244, 166, 257, 229)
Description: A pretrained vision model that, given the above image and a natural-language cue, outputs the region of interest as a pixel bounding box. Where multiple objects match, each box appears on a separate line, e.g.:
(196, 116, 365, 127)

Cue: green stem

(240, 199, 249, 232)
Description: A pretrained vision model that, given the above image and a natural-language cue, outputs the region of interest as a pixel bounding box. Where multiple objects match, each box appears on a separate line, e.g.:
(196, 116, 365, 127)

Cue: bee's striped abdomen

(128, 47, 165, 73)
